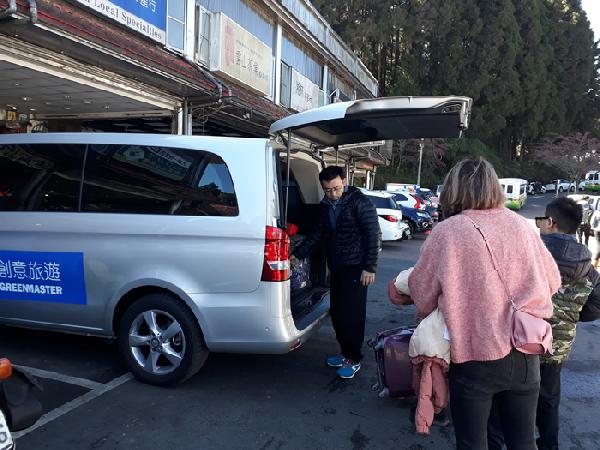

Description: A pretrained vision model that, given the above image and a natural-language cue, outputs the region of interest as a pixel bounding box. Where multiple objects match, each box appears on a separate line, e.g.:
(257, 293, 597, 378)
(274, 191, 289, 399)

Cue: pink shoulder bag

(464, 215, 553, 355)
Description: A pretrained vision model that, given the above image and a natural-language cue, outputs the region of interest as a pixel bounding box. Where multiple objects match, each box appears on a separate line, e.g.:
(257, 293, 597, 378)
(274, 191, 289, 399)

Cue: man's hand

(360, 270, 375, 287)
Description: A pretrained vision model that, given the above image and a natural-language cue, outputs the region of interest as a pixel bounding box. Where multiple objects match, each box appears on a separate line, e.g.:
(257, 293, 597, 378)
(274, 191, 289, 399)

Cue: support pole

(417, 138, 424, 186)
(285, 129, 292, 226)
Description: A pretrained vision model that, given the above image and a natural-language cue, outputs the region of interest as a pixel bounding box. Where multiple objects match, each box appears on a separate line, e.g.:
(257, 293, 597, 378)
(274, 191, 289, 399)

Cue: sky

(582, 0, 600, 41)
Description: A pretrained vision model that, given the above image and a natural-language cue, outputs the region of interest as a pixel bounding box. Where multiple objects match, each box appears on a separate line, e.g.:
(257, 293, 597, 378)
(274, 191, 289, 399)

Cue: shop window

(167, 0, 186, 51)
(0, 144, 84, 212)
(197, 0, 274, 48)
(280, 62, 292, 108)
(195, 4, 210, 65)
(281, 35, 322, 87)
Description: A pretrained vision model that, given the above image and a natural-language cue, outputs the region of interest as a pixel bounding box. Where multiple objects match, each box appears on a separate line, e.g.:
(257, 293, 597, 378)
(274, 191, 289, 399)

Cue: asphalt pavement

(2, 194, 599, 449)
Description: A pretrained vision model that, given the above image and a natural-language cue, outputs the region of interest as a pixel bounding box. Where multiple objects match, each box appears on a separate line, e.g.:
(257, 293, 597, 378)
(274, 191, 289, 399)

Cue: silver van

(0, 96, 472, 385)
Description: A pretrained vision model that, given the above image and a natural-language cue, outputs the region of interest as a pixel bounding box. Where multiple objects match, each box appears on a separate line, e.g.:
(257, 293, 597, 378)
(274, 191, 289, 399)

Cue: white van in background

(584, 170, 600, 191)
(385, 183, 419, 193)
(499, 178, 528, 210)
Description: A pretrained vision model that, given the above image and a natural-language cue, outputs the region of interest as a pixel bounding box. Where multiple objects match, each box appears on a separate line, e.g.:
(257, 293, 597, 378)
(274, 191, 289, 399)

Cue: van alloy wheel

(118, 293, 208, 386)
(128, 310, 186, 375)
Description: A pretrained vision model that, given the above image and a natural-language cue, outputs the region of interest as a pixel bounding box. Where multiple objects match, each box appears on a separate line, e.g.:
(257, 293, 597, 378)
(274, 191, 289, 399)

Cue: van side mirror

(286, 223, 298, 237)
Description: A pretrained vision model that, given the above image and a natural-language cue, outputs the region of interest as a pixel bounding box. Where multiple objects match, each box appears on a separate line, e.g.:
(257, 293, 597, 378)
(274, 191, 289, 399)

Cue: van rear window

(0, 143, 238, 216)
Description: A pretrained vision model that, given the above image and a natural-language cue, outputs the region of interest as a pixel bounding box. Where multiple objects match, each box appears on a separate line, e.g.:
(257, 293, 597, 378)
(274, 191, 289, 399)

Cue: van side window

(506, 185, 513, 194)
(81, 145, 238, 216)
(520, 185, 526, 195)
(0, 144, 83, 212)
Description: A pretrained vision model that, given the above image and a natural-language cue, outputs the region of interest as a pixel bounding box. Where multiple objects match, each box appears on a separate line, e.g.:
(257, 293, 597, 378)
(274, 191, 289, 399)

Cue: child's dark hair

(546, 197, 583, 234)
(319, 166, 345, 182)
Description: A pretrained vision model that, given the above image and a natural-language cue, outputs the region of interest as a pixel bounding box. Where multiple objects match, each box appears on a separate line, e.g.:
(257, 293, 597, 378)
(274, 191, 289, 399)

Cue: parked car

(545, 179, 571, 193)
(400, 206, 434, 235)
(0, 96, 473, 386)
(412, 191, 439, 219)
(527, 181, 546, 195)
(418, 188, 435, 202)
(568, 181, 586, 192)
(362, 190, 410, 241)
(387, 191, 420, 209)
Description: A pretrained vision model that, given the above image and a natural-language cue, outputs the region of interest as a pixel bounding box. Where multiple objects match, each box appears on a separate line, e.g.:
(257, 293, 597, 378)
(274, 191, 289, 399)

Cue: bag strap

(462, 214, 519, 311)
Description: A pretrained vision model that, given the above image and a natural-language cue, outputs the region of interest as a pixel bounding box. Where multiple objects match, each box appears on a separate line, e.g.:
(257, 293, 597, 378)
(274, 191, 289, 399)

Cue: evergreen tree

(313, 0, 600, 162)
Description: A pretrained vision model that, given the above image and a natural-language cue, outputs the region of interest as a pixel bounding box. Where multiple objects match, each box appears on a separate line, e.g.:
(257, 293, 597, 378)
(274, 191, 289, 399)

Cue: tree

(531, 132, 600, 184)
(313, 0, 600, 162)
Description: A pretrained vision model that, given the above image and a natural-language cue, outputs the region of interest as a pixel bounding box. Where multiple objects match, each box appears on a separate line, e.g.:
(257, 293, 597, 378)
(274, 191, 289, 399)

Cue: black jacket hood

(541, 234, 591, 282)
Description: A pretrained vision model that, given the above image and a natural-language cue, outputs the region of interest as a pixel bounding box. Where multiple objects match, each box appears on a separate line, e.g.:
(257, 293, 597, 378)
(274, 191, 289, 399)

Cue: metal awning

(0, 35, 180, 120)
(269, 96, 473, 147)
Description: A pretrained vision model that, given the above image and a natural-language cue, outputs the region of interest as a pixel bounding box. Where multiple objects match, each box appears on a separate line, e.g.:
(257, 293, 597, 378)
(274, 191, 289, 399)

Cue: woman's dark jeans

(449, 350, 541, 450)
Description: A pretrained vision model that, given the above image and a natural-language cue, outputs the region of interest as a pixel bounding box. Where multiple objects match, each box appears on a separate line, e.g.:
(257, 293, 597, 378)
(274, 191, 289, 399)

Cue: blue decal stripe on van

(0, 250, 86, 304)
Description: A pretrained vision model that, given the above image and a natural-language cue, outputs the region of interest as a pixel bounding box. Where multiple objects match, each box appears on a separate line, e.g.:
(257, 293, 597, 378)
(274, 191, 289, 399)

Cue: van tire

(117, 293, 208, 386)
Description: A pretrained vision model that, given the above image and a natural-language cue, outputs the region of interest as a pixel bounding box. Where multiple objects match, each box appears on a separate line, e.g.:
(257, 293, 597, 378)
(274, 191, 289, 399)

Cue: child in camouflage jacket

(533, 197, 600, 450)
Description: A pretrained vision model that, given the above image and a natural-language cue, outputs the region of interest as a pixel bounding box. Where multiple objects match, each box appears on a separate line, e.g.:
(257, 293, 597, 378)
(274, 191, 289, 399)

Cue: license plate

(0, 410, 14, 450)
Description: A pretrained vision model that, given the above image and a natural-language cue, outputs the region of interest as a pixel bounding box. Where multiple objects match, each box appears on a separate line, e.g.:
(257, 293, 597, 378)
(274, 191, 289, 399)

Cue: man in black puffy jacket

(294, 166, 381, 379)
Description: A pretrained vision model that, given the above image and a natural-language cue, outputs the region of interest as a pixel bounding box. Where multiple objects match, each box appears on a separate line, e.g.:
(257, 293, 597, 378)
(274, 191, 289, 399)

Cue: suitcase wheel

(378, 387, 390, 398)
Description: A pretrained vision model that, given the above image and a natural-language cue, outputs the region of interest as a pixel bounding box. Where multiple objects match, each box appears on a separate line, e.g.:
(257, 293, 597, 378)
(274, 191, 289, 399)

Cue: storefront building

(0, 0, 388, 178)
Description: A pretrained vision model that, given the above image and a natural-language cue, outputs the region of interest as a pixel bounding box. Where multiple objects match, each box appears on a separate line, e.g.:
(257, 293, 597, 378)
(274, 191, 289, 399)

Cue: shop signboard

(290, 68, 320, 112)
(75, 0, 167, 44)
(210, 13, 272, 96)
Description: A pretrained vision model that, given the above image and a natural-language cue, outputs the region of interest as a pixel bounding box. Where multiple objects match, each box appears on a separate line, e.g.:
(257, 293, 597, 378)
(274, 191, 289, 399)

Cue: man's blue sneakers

(326, 354, 345, 367)
(337, 359, 361, 379)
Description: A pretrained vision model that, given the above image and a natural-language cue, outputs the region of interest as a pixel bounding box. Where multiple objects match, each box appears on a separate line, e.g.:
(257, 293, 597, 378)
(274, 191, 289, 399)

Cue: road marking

(13, 365, 104, 390)
(12, 372, 133, 439)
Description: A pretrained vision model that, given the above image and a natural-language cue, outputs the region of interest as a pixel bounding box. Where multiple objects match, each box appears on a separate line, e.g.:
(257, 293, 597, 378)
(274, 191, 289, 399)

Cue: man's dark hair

(546, 197, 583, 234)
(319, 166, 345, 182)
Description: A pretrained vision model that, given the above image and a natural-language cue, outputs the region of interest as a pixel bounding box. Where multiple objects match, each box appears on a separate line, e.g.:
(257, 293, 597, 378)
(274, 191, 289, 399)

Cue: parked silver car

(0, 96, 472, 385)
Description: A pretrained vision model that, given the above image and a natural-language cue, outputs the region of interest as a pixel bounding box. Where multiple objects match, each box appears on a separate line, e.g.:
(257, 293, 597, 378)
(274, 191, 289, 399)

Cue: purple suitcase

(368, 326, 415, 398)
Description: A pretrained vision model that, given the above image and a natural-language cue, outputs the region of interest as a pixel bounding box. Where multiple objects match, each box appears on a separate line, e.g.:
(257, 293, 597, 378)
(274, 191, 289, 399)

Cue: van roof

(498, 178, 528, 183)
(269, 96, 472, 147)
(0, 133, 266, 147)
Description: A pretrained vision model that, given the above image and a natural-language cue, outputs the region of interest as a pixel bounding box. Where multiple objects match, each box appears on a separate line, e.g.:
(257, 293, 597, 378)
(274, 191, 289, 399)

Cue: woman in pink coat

(407, 158, 560, 449)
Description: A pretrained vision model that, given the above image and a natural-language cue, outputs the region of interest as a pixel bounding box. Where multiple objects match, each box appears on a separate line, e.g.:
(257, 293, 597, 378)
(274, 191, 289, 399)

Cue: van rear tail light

(261, 226, 290, 282)
(380, 215, 399, 222)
